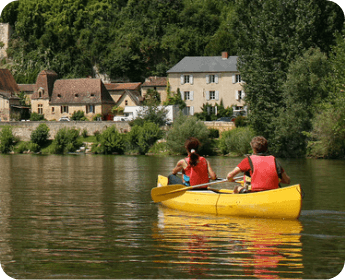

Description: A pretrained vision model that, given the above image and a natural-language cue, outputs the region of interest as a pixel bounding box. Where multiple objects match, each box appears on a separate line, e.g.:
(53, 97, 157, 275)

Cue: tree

(234, 0, 344, 141)
(163, 88, 186, 111)
(166, 114, 213, 155)
(271, 48, 330, 157)
(0, 126, 16, 153)
(31, 123, 50, 147)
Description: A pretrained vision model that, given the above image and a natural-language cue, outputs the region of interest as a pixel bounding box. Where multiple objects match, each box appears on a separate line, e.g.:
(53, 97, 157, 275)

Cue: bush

(31, 123, 50, 147)
(50, 128, 82, 154)
(166, 114, 214, 155)
(71, 110, 88, 121)
(219, 126, 255, 156)
(81, 129, 88, 138)
(0, 126, 16, 153)
(208, 128, 219, 139)
(30, 112, 45, 121)
(92, 126, 125, 154)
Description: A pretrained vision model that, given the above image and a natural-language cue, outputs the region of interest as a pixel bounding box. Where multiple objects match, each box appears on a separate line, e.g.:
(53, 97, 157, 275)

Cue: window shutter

(206, 91, 210, 101)
(190, 75, 193, 85)
(215, 91, 219, 100)
(235, 90, 239, 100)
(181, 91, 185, 100)
(207, 107, 211, 115)
(242, 91, 246, 99)
(215, 106, 218, 115)
(206, 75, 210, 84)
(232, 74, 236, 84)
(190, 106, 194, 115)
(180, 75, 184, 85)
(215, 75, 219, 84)
(190, 91, 194, 101)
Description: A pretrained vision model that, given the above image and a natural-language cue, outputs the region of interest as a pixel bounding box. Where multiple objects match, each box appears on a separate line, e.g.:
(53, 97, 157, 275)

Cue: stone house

(105, 82, 143, 108)
(141, 76, 167, 103)
(167, 52, 246, 116)
(49, 78, 115, 121)
(0, 69, 29, 121)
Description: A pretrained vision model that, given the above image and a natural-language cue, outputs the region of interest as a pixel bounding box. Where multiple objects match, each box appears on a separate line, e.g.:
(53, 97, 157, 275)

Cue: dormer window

(75, 94, 79, 98)
(38, 87, 44, 98)
(91, 93, 95, 97)
(57, 94, 61, 98)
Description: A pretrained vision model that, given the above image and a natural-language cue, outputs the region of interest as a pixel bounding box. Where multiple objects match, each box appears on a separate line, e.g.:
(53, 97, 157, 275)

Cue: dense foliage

(0, 126, 16, 153)
(30, 123, 50, 147)
(1, 0, 236, 83)
(1, 0, 345, 158)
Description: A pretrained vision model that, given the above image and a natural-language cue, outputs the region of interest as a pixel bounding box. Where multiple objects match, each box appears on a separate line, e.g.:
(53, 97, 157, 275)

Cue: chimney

(222, 51, 228, 60)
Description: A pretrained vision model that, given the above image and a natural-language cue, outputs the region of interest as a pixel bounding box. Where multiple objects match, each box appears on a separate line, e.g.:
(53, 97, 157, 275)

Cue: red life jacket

(249, 155, 280, 192)
(184, 156, 209, 187)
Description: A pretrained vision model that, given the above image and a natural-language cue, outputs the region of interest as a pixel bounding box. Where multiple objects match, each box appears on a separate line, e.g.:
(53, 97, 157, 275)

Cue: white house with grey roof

(167, 52, 246, 116)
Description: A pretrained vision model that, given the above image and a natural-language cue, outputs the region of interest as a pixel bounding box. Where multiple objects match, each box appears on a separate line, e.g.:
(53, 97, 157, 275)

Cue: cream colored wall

(0, 95, 10, 121)
(142, 87, 167, 104)
(117, 97, 138, 108)
(168, 72, 245, 114)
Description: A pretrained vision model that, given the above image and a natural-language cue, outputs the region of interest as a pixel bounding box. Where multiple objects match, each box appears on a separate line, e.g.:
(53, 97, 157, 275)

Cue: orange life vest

(184, 156, 209, 187)
(249, 155, 280, 192)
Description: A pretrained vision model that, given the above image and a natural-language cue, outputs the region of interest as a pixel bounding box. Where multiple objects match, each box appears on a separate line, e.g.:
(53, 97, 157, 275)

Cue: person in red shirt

(169, 137, 217, 188)
(227, 136, 291, 193)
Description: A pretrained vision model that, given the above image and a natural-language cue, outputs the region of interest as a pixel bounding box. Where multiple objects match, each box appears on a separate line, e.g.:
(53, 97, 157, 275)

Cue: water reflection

(153, 206, 303, 279)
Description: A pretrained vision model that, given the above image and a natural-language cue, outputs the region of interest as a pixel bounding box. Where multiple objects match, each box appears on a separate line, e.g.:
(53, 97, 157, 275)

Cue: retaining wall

(0, 121, 131, 141)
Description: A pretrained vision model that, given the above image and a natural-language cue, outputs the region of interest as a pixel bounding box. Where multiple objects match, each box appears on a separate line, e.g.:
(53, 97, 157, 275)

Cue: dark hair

(185, 137, 200, 167)
(250, 136, 268, 153)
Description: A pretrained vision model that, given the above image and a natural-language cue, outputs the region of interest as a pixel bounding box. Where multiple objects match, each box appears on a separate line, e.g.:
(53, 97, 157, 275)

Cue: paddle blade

(151, 184, 191, 203)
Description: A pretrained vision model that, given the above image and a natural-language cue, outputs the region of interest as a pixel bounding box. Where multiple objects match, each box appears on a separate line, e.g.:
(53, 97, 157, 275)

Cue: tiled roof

(105, 82, 141, 91)
(31, 70, 58, 99)
(167, 56, 238, 73)
(50, 78, 115, 105)
(0, 69, 20, 98)
(142, 76, 167, 87)
(18, 84, 35, 92)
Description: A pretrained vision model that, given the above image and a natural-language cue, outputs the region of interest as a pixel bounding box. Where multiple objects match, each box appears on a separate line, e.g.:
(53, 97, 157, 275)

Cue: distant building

(0, 69, 29, 121)
(141, 76, 167, 104)
(167, 52, 246, 116)
(105, 82, 143, 108)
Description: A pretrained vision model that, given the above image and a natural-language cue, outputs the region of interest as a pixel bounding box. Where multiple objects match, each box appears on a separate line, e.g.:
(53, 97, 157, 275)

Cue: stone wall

(204, 121, 235, 134)
(0, 23, 12, 59)
(0, 120, 234, 141)
(0, 121, 131, 141)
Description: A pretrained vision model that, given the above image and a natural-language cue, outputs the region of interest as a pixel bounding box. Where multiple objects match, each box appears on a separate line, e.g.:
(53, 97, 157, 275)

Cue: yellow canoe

(156, 175, 303, 219)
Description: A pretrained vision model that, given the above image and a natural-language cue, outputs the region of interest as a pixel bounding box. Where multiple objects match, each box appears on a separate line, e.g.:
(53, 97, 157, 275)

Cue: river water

(0, 154, 344, 279)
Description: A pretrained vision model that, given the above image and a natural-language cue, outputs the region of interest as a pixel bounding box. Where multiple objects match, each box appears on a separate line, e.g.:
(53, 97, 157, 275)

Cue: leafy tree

(0, 126, 16, 153)
(131, 105, 168, 127)
(143, 89, 161, 106)
(31, 123, 50, 147)
(50, 127, 82, 154)
(93, 126, 125, 154)
(166, 114, 213, 155)
(163, 88, 186, 111)
(30, 112, 45, 121)
(71, 110, 87, 121)
(126, 122, 163, 154)
(271, 48, 330, 157)
(218, 126, 255, 156)
(234, 0, 344, 141)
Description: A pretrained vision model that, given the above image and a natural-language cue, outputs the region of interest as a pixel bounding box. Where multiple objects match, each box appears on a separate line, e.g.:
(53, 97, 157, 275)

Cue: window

(180, 74, 193, 85)
(236, 74, 241, 83)
(183, 106, 194, 116)
(232, 74, 242, 83)
(86, 105, 95, 114)
(61, 106, 69, 113)
(125, 100, 128, 106)
(206, 74, 218, 84)
(52, 107, 55, 113)
(184, 91, 190, 100)
(209, 91, 216, 100)
(236, 90, 245, 101)
(38, 104, 43, 114)
(206, 91, 219, 101)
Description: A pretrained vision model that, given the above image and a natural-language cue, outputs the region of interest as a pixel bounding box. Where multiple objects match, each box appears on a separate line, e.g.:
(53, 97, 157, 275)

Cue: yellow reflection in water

(152, 206, 303, 279)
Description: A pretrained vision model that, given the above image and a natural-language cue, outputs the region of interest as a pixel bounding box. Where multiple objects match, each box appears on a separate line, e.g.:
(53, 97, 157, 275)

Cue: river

(0, 154, 344, 279)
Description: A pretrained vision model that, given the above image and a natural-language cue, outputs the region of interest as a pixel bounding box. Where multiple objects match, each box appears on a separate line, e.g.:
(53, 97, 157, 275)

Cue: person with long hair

(168, 137, 217, 188)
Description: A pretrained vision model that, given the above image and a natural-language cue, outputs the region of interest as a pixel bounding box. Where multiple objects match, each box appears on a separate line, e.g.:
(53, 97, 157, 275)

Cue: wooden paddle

(151, 176, 243, 203)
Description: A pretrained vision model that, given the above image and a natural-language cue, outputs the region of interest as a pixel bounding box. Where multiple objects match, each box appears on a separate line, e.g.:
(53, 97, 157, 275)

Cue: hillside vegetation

(1, 0, 345, 158)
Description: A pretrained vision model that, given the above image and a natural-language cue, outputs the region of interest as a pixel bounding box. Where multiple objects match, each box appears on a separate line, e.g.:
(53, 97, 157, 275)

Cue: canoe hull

(157, 175, 302, 219)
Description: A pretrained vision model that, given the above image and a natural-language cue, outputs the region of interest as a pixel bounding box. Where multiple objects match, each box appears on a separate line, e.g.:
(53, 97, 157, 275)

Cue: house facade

(167, 52, 246, 116)
(105, 82, 142, 107)
(141, 76, 167, 103)
(49, 78, 115, 120)
(0, 69, 28, 121)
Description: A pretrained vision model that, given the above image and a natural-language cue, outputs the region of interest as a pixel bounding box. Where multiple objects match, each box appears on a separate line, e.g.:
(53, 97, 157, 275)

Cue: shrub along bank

(1, 116, 254, 156)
